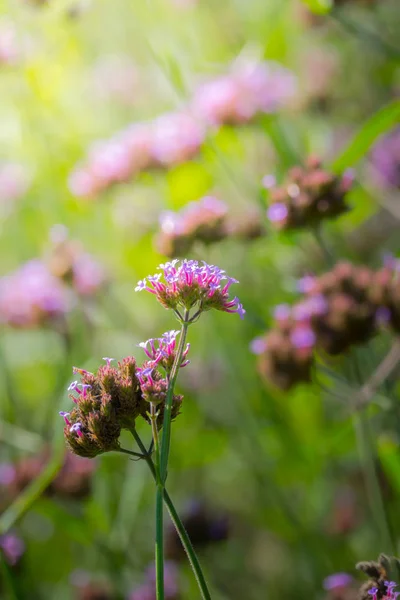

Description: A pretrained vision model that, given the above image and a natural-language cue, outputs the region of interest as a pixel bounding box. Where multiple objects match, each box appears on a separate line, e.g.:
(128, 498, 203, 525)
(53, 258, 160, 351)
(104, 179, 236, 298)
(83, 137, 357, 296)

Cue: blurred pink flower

(0, 260, 69, 327)
(0, 21, 19, 66)
(72, 252, 106, 296)
(192, 58, 296, 126)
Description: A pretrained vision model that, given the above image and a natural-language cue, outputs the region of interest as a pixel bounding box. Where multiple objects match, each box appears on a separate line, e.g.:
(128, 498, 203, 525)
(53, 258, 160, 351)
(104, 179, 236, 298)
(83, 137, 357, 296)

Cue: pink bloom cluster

(138, 330, 190, 374)
(192, 57, 296, 126)
(0, 260, 69, 327)
(68, 57, 296, 199)
(135, 259, 245, 319)
(368, 581, 399, 599)
(68, 113, 205, 198)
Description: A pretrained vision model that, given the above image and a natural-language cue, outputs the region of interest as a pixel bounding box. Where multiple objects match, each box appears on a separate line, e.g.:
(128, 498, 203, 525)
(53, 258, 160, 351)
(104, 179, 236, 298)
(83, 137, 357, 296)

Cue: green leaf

(331, 100, 400, 173)
(301, 0, 332, 15)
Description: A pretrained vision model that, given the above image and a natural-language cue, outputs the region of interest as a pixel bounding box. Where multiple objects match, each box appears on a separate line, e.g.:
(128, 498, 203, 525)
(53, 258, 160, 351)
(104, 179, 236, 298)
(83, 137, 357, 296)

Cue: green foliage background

(0, 0, 400, 598)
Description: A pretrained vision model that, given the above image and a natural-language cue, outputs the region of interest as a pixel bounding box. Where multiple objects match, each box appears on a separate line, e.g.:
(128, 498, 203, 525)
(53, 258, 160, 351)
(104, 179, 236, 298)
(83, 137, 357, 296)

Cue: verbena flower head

(135, 259, 245, 320)
(61, 357, 144, 458)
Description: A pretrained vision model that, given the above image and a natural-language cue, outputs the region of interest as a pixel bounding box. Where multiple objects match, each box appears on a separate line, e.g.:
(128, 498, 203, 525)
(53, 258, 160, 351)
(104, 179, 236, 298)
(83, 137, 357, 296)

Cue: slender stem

(155, 484, 164, 600)
(149, 401, 163, 599)
(159, 312, 190, 484)
(118, 447, 146, 460)
(128, 431, 212, 600)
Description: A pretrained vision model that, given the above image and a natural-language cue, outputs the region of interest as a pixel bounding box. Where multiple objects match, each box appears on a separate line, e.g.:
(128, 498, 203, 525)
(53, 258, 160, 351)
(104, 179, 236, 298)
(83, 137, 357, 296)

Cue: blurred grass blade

(332, 100, 400, 173)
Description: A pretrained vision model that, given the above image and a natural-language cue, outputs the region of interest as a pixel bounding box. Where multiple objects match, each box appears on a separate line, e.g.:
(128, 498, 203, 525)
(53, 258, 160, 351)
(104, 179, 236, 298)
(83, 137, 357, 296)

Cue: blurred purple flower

(323, 572, 353, 590)
(249, 336, 267, 355)
(0, 462, 15, 486)
(370, 126, 400, 189)
(290, 325, 316, 349)
(267, 203, 288, 224)
(0, 533, 25, 566)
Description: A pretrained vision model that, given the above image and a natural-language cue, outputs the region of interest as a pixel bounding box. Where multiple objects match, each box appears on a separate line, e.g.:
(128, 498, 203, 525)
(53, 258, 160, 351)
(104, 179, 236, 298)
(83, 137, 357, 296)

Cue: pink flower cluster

(135, 259, 245, 319)
(0, 260, 70, 327)
(68, 57, 296, 199)
(138, 330, 190, 374)
(192, 57, 296, 127)
(0, 231, 106, 328)
(68, 113, 205, 198)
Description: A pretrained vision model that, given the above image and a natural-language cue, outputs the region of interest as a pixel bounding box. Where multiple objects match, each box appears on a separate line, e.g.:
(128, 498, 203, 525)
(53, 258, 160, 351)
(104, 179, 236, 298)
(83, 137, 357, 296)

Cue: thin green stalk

(155, 484, 164, 600)
(159, 311, 190, 483)
(128, 430, 212, 600)
(150, 399, 164, 599)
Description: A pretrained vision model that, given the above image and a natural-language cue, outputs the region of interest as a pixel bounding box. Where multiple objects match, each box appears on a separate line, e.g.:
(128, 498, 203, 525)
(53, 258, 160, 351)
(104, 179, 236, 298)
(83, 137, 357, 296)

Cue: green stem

(159, 311, 190, 484)
(127, 431, 212, 600)
(155, 484, 164, 600)
(150, 400, 163, 598)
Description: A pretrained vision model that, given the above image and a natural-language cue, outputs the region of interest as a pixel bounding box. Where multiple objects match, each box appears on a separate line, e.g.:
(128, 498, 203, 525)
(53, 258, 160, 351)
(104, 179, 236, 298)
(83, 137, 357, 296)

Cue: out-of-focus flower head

(3, 448, 96, 501)
(135, 259, 245, 319)
(47, 225, 107, 297)
(369, 126, 400, 189)
(68, 110, 204, 199)
(156, 196, 228, 257)
(70, 570, 115, 600)
(0, 259, 70, 328)
(192, 56, 296, 127)
(0, 20, 19, 66)
(150, 112, 204, 167)
(265, 157, 353, 231)
(0, 533, 25, 566)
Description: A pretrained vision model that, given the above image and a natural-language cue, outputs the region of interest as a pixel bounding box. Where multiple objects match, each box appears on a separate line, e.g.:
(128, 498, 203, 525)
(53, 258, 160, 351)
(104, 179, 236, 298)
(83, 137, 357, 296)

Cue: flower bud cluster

(156, 198, 266, 258)
(357, 555, 400, 600)
(265, 157, 353, 230)
(253, 260, 400, 389)
(135, 259, 245, 319)
(62, 338, 187, 458)
(62, 357, 145, 457)
(156, 196, 228, 257)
